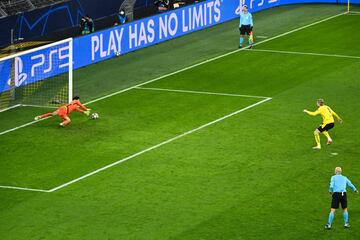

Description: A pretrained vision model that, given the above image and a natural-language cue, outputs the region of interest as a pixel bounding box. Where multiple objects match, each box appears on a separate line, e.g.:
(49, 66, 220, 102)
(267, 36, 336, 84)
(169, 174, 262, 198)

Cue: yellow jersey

(306, 105, 340, 127)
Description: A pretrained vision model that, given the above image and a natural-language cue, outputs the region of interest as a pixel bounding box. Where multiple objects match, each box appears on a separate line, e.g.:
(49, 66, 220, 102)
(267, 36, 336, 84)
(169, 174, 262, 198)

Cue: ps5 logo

(30, 46, 70, 77)
(7, 57, 28, 87)
(7, 46, 70, 88)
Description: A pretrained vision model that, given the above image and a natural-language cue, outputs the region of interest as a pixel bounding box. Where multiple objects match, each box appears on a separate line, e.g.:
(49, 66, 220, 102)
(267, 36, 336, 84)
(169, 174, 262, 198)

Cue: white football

(91, 113, 99, 120)
(115, 52, 120, 56)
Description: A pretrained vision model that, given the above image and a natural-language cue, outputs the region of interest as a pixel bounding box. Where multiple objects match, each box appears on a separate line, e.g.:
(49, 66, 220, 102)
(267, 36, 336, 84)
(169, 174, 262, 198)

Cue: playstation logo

(7, 57, 28, 87)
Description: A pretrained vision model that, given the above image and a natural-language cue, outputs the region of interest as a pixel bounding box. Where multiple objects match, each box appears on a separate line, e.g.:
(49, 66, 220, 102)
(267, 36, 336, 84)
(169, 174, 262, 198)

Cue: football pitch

(1, 4, 360, 240)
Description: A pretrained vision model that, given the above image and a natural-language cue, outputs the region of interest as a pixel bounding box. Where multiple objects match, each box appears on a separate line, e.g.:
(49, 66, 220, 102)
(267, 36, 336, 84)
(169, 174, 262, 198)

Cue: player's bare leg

(34, 110, 59, 120)
(313, 129, 321, 149)
(60, 116, 71, 127)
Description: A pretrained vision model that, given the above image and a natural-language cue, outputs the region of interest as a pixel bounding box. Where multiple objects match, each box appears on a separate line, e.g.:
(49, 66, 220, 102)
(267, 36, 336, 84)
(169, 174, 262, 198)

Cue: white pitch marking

(0, 12, 346, 192)
(0, 118, 48, 136)
(0, 185, 49, 192)
(256, 35, 268, 39)
(0, 104, 21, 113)
(347, 11, 360, 15)
(47, 97, 272, 192)
(84, 12, 345, 106)
(0, 12, 345, 137)
(247, 48, 360, 60)
(135, 87, 269, 99)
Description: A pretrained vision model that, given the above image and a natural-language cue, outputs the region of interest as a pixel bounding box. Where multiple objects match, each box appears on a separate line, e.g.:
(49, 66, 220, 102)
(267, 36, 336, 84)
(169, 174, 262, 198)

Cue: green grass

(1, 4, 360, 240)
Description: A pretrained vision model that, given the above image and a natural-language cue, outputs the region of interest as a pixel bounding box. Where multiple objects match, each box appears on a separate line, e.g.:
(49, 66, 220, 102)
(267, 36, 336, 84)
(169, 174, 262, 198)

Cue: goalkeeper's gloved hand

(84, 109, 91, 116)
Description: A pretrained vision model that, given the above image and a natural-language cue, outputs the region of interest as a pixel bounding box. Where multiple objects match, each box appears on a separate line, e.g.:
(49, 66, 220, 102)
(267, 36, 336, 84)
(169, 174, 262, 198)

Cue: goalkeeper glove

(84, 109, 91, 116)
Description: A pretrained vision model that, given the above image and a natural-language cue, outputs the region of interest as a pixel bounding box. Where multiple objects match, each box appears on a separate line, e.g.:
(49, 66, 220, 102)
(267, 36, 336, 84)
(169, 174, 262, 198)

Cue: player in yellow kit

(304, 99, 343, 150)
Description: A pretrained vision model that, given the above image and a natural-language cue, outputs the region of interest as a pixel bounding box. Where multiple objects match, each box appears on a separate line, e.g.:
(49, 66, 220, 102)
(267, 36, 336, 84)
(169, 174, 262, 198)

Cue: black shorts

(331, 192, 347, 209)
(240, 25, 252, 35)
(317, 123, 334, 132)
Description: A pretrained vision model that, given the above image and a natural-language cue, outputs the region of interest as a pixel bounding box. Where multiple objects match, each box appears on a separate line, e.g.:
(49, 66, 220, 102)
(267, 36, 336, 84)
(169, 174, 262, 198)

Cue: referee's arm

(346, 178, 358, 192)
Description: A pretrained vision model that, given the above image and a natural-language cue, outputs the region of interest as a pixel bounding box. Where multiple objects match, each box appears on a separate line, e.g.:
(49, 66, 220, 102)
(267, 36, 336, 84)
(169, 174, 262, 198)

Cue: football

(115, 52, 120, 57)
(90, 113, 99, 120)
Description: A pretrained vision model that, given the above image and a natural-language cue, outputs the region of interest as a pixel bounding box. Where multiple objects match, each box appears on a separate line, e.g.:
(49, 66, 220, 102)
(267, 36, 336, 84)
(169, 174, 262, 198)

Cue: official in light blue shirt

(325, 167, 358, 229)
(329, 173, 357, 193)
(239, 5, 253, 48)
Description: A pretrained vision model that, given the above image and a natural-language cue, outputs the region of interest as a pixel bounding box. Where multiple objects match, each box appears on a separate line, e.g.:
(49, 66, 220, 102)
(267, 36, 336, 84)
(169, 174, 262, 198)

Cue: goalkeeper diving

(35, 96, 91, 127)
(304, 99, 342, 149)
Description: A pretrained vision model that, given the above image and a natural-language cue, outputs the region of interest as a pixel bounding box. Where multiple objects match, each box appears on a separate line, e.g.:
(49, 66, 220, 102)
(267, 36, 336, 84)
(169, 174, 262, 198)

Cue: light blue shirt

(329, 174, 357, 193)
(239, 12, 253, 27)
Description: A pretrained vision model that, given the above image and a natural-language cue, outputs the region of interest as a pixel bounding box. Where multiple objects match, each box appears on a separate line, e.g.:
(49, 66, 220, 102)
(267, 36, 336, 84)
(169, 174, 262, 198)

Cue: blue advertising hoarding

(0, 42, 70, 93)
(73, 0, 278, 68)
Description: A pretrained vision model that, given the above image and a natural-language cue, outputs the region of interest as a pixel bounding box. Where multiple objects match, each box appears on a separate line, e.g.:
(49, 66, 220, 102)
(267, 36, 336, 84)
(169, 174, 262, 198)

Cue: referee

(239, 5, 253, 48)
(325, 167, 358, 229)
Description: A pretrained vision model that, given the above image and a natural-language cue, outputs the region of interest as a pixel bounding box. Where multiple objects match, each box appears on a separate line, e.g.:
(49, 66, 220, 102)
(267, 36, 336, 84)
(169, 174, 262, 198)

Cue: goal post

(347, 0, 360, 14)
(0, 38, 73, 112)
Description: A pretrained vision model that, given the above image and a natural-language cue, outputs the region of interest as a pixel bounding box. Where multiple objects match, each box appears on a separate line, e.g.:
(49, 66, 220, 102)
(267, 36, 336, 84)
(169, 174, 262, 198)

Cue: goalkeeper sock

(323, 131, 332, 141)
(240, 37, 244, 47)
(314, 131, 321, 147)
(328, 211, 334, 225)
(40, 113, 53, 118)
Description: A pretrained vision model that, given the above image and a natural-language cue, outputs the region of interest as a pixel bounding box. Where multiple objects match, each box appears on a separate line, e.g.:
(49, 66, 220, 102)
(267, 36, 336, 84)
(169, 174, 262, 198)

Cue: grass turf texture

(1, 4, 360, 240)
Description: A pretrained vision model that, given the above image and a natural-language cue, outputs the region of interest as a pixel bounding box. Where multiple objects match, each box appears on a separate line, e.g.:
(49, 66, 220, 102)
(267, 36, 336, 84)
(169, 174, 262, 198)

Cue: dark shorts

(331, 192, 347, 209)
(318, 123, 334, 132)
(240, 25, 252, 35)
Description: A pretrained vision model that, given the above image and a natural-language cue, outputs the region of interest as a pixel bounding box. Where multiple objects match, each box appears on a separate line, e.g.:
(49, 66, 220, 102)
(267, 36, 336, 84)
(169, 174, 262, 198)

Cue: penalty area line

(135, 87, 270, 99)
(47, 97, 272, 192)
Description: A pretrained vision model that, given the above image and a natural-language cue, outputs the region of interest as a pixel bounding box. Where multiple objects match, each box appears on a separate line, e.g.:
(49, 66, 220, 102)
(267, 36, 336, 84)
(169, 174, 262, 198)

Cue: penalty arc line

(0, 12, 345, 137)
(47, 97, 272, 192)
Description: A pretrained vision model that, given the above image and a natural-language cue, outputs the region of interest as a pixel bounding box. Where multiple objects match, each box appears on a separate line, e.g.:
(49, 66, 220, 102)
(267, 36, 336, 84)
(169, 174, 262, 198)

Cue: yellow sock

(323, 131, 331, 140)
(314, 131, 321, 146)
